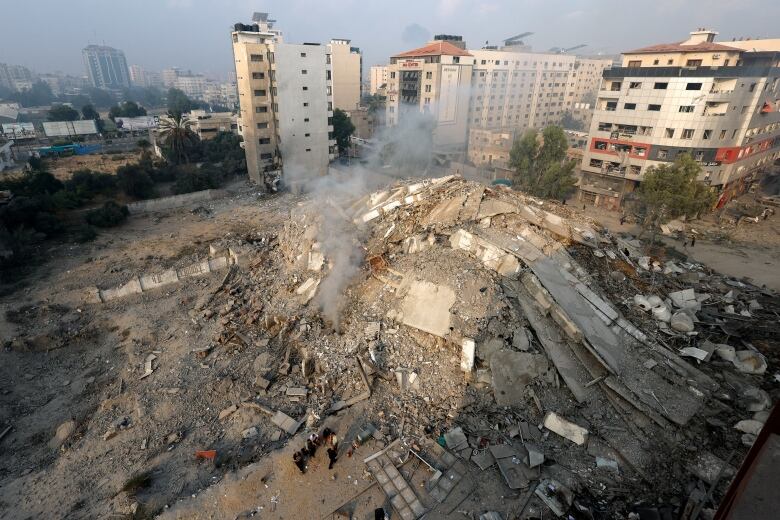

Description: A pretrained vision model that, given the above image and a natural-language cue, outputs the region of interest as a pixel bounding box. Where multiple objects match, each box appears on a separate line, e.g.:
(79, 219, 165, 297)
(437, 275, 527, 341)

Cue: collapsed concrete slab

(399, 280, 456, 338)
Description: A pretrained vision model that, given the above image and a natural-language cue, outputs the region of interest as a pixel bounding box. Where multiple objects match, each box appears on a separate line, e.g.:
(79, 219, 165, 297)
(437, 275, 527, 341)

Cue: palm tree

(158, 111, 197, 164)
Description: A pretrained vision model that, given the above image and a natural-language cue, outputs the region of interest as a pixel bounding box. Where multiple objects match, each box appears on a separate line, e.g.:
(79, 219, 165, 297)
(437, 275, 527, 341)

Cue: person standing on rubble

(293, 451, 306, 473)
(690, 234, 696, 247)
(324, 428, 339, 469)
(307, 432, 320, 457)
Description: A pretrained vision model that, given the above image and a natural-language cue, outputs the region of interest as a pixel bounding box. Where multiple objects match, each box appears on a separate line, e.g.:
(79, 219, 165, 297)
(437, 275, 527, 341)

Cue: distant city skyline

(2, 0, 779, 80)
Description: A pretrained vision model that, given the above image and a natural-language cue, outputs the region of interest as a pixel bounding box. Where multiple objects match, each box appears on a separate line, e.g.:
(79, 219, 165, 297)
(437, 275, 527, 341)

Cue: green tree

(508, 126, 577, 200)
(108, 101, 147, 120)
(158, 111, 199, 164)
(634, 153, 717, 234)
(9, 81, 54, 107)
(81, 103, 104, 132)
(332, 109, 355, 155)
(116, 163, 155, 199)
(47, 104, 80, 121)
(85, 87, 116, 108)
(167, 88, 193, 115)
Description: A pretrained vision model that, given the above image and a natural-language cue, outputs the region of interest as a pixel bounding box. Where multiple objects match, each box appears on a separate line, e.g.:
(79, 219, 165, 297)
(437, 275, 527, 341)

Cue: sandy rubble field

(0, 176, 777, 520)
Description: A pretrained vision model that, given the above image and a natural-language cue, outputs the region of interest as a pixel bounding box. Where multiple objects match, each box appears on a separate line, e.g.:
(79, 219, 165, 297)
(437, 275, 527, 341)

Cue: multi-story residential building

(232, 12, 336, 189)
(0, 63, 35, 92)
(203, 82, 239, 109)
(578, 29, 780, 210)
(467, 127, 516, 170)
(468, 47, 612, 132)
(128, 65, 147, 87)
(385, 38, 475, 156)
(369, 65, 388, 95)
(329, 39, 361, 111)
(82, 45, 131, 89)
(161, 68, 180, 88)
(173, 74, 211, 101)
(187, 110, 238, 140)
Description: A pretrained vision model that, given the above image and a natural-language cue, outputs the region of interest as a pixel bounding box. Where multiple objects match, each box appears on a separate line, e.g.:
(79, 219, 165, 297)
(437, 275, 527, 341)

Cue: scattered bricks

(286, 387, 308, 398)
(524, 443, 545, 468)
(271, 410, 301, 435)
(255, 375, 272, 390)
(460, 338, 475, 373)
(195, 450, 217, 461)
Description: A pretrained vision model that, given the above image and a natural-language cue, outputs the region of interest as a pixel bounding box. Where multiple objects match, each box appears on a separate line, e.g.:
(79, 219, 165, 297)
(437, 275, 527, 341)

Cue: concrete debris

(139, 354, 157, 379)
(679, 347, 709, 361)
(491, 351, 549, 407)
(670, 311, 695, 333)
(732, 350, 767, 374)
(218, 404, 238, 421)
(49, 420, 76, 449)
(733, 420, 763, 436)
(295, 277, 320, 302)
(596, 456, 619, 471)
(543, 412, 589, 446)
(399, 279, 456, 338)
(535, 479, 574, 517)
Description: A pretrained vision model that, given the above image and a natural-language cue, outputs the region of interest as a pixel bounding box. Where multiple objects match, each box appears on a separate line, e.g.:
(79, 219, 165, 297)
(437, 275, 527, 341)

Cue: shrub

(85, 201, 129, 228)
(172, 165, 224, 194)
(65, 169, 117, 200)
(116, 164, 155, 199)
(73, 224, 97, 243)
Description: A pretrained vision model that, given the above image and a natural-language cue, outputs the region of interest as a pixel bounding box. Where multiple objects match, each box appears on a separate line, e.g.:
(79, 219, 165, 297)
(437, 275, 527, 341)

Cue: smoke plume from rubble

(286, 108, 447, 328)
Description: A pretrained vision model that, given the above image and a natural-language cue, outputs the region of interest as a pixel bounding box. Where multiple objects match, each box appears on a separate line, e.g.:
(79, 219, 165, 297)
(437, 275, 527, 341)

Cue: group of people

(292, 427, 339, 474)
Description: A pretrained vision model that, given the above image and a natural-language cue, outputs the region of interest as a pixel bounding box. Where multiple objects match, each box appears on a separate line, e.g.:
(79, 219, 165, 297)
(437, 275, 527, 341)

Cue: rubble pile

(171, 175, 775, 518)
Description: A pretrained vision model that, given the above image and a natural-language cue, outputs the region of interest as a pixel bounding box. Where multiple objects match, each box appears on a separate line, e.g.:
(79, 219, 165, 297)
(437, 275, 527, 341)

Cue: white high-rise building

(232, 12, 336, 190)
(328, 39, 362, 111)
(369, 65, 388, 95)
(82, 45, 130, 89)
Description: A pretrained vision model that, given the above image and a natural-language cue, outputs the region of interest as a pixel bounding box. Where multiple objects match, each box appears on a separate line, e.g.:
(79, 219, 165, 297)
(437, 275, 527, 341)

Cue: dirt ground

(0, 175, 776, 520)
(45, 151, 144, 180)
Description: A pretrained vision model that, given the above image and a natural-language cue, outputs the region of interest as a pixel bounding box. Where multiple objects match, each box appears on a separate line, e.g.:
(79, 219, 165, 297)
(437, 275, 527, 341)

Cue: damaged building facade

(232, 12, 338, 190)
(578, 29, 780, 209)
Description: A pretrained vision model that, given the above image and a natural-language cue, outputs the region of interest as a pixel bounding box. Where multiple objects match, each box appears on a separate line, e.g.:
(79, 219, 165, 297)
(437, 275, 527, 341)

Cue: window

(254, 89, 266, 96)
(694, 151, 705, 161)
(686, 82, 702, 90)
(629, 81, 642, 89)
(255, 106, 268, 113)
(326, 70, 331, 80)
(624, 103, 637, 110)
(300, 52, 307, 57)
(653, 59, 659, 65)
(302, 86, 308, 91)
(259, 137, 271, 144)
(390, 72, 395, 79)
(426, 71, 432, 79)
(305, 148, 311, 152)
(654, 82, 668, 90)
(686, 59, 702, 67)
(304, 117, 310, 122)
(260, 153, 273, 160)
(667, 59, 673, 65)
(703, 129, 713, 139)
(301, 69, 307, 74)
(682, 128, 694, 139)
(610, 81, 622, 91)
(605, 101, 617, 111)
(424, 85, 431, 93)
(665, 128, 675, 138)
(658, 149, 669, 159)
(648, 104, 661, 111)
(627, 60, 642, 68)
(719, 129, 727, 139)
(749, 83, 756, 92)
(679, 105, 695, 113)
(256, 122, 268, 129)
(303, 102, 309, 107)
(724, 59, 730, 66)
(598, 122, 612, 131)
(250, 54, 263, 62)
(741, 105, 749, 114)
(252, 72, 265, 80)
(304, 133, 310, 137)
(732, 129, 738, 138)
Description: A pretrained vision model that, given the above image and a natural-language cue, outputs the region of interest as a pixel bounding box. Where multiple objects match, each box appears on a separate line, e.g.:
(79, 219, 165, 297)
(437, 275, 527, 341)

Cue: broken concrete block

(669, 289, 696, 308)
(512, 327, 531, 351)
(307, 250, 324, 272)
(218, 404, 238, 421)
(242, 426, 259, 439)
(687, 451, 735, 484)
(286, 387, 308, 398)
(740, 387, 770, 412)
(271, 410, 300, 435)
(596, 457, 619, 471)
(400, 280, 456, 338)
(491, 351, 549, 407)
(634, 294, 652, 311)
(549, 305, 582, 341)
(733, 419, 763, 436)
(670, 311, 695, 332)
(524, 443, 544, 468)
(443, 427, 468, 451)
(732, 350, 767, 374)
(543, 412, 588, 446)
(714, 344, 736, 362)
(679, 347, 709, 361)
(521, 272, 553, 311)
(295, 277, 320, 303)
(535, 479, 573, 517)
(652, 304, 671, 322)
(460, 338, 475, 373)
(254, 375, 272, 390)
(49, 420, 76, 449)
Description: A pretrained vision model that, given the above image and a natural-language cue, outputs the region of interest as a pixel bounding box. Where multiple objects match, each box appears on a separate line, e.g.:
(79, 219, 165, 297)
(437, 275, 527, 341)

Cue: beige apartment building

(385, 39, 475, 156)
(329, 39, 362, 111)
(579, 29, 780, 210)
(369, 65, 388, 95)
(232, 13, 336, 190)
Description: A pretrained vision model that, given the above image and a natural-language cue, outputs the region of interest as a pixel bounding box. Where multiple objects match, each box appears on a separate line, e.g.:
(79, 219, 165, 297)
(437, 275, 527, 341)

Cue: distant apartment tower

(329, 39, 362, 111)
(468, 47, 611, 132)
(386, 38, 475, 156)
(162, 68, 180, 88)
(174, 74, 211, 101)
(232, 12, 336, 189)
(578, 29, 780, 210)
(0, 63, 35, 92)
(82, 45, 130, 89)
(369, 65, 388, 95)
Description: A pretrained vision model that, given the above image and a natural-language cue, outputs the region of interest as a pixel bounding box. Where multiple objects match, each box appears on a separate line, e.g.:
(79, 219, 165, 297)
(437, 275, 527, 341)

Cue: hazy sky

(3, 0, 778, 80)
